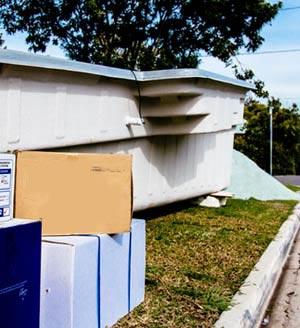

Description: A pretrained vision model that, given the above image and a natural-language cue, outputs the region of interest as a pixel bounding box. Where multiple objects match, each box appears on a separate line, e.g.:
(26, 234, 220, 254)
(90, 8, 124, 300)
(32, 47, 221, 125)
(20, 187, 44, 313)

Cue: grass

(286, 184, 300, 193)
(115, 198, 296, 328)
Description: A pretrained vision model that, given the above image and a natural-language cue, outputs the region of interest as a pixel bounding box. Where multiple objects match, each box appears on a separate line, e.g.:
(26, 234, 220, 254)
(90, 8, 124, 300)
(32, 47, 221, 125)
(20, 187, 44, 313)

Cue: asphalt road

(275, 176, 300, 186)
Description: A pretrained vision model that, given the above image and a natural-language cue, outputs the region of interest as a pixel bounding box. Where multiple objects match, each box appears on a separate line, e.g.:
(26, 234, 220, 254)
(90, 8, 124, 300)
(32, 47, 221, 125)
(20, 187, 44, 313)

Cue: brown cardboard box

(15, 151, 132, 234)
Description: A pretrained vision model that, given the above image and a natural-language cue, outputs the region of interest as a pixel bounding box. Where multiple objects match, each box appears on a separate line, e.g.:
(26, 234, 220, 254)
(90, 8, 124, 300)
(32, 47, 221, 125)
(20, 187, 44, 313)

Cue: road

(275, 175, 300, 186)
(262, 231, 300, 327)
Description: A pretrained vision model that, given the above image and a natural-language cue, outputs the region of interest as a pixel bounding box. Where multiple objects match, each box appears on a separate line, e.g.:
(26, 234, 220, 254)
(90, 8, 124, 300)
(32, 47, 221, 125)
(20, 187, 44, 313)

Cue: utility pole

(269, 106, 273, 176)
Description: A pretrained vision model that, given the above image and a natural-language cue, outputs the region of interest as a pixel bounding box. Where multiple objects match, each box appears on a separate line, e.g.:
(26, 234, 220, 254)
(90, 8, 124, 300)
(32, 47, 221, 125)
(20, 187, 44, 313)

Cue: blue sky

(1, 0, 300, 106)
(200, 0, 300, 106)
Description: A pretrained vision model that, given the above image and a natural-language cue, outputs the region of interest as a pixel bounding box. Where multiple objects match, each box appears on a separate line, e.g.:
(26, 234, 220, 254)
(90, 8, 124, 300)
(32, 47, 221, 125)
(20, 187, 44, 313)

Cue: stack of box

(0, 151, 146, 328)
(40, 219, 145, 328)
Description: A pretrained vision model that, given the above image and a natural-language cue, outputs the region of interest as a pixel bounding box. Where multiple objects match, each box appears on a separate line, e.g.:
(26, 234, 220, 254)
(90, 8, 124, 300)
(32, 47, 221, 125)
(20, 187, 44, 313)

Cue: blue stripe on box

(128, 231, 132, 313)
(0, 209, 3, 217)
(96, 236, 101, 328)
(71, 231, 132, 327)
(72, 234, 101, 328)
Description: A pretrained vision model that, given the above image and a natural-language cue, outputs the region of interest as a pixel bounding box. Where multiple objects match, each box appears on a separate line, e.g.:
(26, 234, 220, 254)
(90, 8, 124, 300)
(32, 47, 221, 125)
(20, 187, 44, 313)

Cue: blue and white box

(40, 219, 146, 328)
(0, 219, 42, 328)
(0, 153, 15, 221)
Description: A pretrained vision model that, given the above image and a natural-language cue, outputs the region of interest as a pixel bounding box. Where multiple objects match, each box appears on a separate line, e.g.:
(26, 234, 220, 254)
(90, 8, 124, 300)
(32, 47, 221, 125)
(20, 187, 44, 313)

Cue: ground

(264, 231, 300, 328)
(115, 199, 296, 328)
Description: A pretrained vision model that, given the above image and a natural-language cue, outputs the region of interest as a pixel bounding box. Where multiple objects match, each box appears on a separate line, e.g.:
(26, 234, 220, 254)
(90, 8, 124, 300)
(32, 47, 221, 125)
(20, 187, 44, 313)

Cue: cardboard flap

(15, 151, 132, 235)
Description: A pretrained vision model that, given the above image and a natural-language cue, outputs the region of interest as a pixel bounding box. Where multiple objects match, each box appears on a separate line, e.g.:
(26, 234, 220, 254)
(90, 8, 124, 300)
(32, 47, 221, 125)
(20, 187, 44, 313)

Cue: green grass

(286, 184, 300, 192)
(115, 199, 296, 328)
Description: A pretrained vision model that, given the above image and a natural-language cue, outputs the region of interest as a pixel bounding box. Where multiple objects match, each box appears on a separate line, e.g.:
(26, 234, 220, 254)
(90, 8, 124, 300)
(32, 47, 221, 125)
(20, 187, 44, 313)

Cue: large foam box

(40, 219, 145, 328)
(0, 219, 42, 328)
(15, 151, 132, 234)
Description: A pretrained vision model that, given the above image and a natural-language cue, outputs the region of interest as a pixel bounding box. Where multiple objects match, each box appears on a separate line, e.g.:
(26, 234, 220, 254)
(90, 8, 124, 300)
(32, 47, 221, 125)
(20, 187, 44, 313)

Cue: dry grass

(115, 198, 296, 328)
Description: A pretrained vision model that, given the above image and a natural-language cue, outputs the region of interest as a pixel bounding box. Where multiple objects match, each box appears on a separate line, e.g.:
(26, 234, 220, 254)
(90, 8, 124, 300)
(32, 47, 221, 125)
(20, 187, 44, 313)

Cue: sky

(1, 0, 300, 107)
(200, 0, 300, 107)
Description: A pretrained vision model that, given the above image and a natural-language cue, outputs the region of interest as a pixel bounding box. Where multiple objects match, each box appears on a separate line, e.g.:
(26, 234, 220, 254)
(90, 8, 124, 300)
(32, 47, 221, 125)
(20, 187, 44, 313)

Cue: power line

(201, 48, 300, 58)
(280, 6, 300, 11)
(237, 48, 300, 56)
(280, 97, 300, 100)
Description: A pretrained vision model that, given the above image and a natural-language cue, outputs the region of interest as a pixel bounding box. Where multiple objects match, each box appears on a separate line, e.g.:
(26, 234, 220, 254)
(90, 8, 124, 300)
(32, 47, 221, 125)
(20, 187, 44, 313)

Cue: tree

(0, 0, 281, 70)
(0, 32, 3, 47)
(235, 99, 300, 175)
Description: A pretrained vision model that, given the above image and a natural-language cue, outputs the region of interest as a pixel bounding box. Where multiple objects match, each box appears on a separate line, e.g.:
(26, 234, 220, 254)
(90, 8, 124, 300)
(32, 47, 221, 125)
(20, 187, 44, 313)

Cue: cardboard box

(0, 153, 15, 221)
(40, 219, 145, 328)
(15, 151, 132, 234)
(0, 219, 41, 328)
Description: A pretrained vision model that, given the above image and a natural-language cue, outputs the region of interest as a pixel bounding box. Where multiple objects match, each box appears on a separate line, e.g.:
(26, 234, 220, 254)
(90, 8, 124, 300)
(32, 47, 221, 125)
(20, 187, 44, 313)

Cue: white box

(130, 219, 146, 311)
(40, 219, 145, 328)
(0, 153, 15, 221)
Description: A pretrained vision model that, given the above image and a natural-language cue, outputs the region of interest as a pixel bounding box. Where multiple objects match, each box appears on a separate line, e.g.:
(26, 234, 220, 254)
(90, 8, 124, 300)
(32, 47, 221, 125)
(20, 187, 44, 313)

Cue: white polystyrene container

(0, 49, 253, 210)
(61, 130, 234, 211)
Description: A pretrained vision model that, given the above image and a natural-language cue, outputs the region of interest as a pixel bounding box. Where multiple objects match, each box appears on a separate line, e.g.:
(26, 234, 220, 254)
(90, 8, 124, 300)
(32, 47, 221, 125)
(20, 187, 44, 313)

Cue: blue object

(0, 219, 41, 328)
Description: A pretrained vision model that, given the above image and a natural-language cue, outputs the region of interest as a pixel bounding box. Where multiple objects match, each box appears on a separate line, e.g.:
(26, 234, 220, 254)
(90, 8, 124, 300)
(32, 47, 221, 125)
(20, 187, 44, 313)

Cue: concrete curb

(214, 202, 300, 328)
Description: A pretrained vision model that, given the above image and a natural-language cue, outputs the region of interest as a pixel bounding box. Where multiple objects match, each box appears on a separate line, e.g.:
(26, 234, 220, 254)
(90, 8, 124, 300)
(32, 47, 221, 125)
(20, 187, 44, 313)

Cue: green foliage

(233, 66, 270, 98)
(0, 0, 281, 70)
(235, 98, 300, 175)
